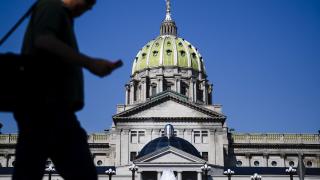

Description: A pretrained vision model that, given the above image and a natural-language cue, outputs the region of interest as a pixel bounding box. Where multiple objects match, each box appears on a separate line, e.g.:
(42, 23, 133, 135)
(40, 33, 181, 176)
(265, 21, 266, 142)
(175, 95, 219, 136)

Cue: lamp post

(105, 168, 116, 180)
(45, 164, 55, 180)
(223, 169, 235, 180)
(285, 166, 297, 180)
(250, 173, 262, 180)
(201, 162, 211, 180)
(129, 163, 138, 180)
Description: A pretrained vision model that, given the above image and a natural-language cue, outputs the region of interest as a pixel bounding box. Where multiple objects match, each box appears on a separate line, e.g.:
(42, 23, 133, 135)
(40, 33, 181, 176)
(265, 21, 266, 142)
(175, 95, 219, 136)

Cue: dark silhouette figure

(13, 0, 122, 179)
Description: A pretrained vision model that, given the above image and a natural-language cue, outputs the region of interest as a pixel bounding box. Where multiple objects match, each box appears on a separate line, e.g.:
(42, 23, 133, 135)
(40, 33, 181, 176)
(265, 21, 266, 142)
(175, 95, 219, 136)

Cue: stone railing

(87, 133, 110, 143)
(232, 133, 320, 144)
(0, 133, 110, 145)
(0, 134, 18, 144)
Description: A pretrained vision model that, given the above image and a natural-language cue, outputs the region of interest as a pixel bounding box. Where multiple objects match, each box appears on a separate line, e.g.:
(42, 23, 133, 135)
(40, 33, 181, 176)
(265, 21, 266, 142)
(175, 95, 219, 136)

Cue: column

(175, 75, 181, 93)
(197, 171, 202, 180)
(125, 84, 130, 105)
(193, 80, 197, 102)
(157, 171, 162, 180)
(157, 75, 163, 93)
(177, 171, 182, 180)
(130, 81, 135, 104)
(141, 77, 147, 101)
(203, 81, 208, 104)
(189, 79, 194, 102)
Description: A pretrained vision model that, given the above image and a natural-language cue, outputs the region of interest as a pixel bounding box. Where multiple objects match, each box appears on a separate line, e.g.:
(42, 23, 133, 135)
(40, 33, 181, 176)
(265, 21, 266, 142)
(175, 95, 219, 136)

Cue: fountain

(160, 169, 176, 180)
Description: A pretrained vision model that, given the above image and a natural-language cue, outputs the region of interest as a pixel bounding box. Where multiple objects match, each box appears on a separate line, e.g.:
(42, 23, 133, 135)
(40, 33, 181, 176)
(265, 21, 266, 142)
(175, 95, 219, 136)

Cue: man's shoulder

(36, 0, 65, 12)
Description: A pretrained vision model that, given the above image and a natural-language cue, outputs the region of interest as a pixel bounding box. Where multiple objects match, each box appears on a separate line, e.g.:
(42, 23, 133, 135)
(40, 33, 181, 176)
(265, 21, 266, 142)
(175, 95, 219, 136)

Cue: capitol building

(0, 1, 319, 180)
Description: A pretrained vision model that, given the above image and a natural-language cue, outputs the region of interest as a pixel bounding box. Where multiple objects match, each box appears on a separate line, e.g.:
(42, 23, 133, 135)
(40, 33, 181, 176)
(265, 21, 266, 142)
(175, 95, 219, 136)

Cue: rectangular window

(131, 131, 137, 143)
(130, 152, 137, 161)
(202, 131, 208, 144)
(151, 84, 157, 96)
(194, 131, 201, 143)
(138, 131, 145, 143)
(202, 152, 208, 161)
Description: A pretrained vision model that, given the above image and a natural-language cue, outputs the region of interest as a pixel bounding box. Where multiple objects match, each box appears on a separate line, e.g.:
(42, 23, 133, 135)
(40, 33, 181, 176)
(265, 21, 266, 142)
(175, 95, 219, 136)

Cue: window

(197, 83, 203, 102)
(180, 82, 188, 96)
(151, 84, 157, 96)
(138, 131, 145, 143)
(130, 152, 137, 161)
(131, 131, 138, 143)
(197, 89, 203, 102)
(180, 50, 186, 57)
(202, 131, 208, 143)
(164, 82, 173, 91)
(202, 152, 208, 161)
(306, 161, 312, 167)
(12, 161, 15, 167)
(236, 160, 242, 167)
(271, 161, 277, 167)
(166, 49, 172, 56)
(97, 160, 103, 166)
(194, 131, 201, 143)
(254, 161, 260, 167)
(131, 131, 145, 144)
(153, 51, 158, 56)
(289, 161, 295, 166)
(194, 131, 209, 144)
(191, 52, 197, 59)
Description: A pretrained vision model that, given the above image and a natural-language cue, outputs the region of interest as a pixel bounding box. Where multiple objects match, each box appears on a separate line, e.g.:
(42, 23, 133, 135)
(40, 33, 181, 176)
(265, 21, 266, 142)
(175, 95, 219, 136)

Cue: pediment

(113, 91, 225, 121)
(134, 146, 206, 164)
(130, 100, 210, 118)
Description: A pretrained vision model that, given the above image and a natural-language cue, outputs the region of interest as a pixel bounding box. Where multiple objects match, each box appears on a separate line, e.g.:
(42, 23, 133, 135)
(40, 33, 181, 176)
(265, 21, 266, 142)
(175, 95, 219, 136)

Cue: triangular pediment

(134, 146, 206, 164)
(130, 100, 210, 118)
(113, 91, 225, 121)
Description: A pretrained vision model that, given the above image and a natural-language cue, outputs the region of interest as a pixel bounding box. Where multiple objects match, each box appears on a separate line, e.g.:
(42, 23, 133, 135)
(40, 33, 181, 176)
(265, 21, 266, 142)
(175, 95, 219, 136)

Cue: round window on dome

(191, 52, 197, 59)
(167, 42, 171, 46)
(142, 53, 147, 59)
(97, 160, 103, 166)
(289, 161, 295, 166)
(271, 161, 277, 167)
(178, 42, 183, 47)
(180, 50, 186, 57)
(153, 51, 158, 57)
(236, 160, 242, 167)
(166, 49, 172, 56)
(155, 42, 160, 47)
(254, 161, 260, 167)
(306, 161, 312, 167)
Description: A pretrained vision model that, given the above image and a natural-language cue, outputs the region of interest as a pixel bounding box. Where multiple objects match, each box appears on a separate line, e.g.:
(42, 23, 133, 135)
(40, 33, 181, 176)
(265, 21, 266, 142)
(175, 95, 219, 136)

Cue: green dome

(132, 35, 206, 75)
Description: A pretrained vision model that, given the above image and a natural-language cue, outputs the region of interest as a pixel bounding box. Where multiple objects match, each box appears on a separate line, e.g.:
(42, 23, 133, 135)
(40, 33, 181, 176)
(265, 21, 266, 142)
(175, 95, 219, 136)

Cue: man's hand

(86, 58, 123, 77)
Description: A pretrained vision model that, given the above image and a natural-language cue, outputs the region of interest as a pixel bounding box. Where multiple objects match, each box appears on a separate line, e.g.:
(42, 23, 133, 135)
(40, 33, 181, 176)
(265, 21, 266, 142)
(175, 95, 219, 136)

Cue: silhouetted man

(13, 0, 122, 179)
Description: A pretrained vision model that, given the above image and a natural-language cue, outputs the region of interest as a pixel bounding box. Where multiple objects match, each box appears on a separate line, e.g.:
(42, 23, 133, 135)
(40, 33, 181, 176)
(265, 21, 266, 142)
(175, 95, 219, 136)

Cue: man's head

(63, 0, 96, 17)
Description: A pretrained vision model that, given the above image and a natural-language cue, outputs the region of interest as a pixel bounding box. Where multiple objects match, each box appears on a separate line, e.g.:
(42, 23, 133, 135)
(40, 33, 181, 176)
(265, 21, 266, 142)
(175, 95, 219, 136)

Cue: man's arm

(34, 35, 122, 77)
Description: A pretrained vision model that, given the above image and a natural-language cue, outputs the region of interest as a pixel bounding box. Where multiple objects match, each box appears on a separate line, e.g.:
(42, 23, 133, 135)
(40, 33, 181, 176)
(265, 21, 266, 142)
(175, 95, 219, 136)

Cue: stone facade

(0, 1, 319, 179)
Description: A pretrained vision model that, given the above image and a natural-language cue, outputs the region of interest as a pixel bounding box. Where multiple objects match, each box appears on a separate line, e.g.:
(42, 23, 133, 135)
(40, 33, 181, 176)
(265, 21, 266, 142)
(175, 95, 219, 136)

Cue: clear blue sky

(0, 0, 319, 134)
